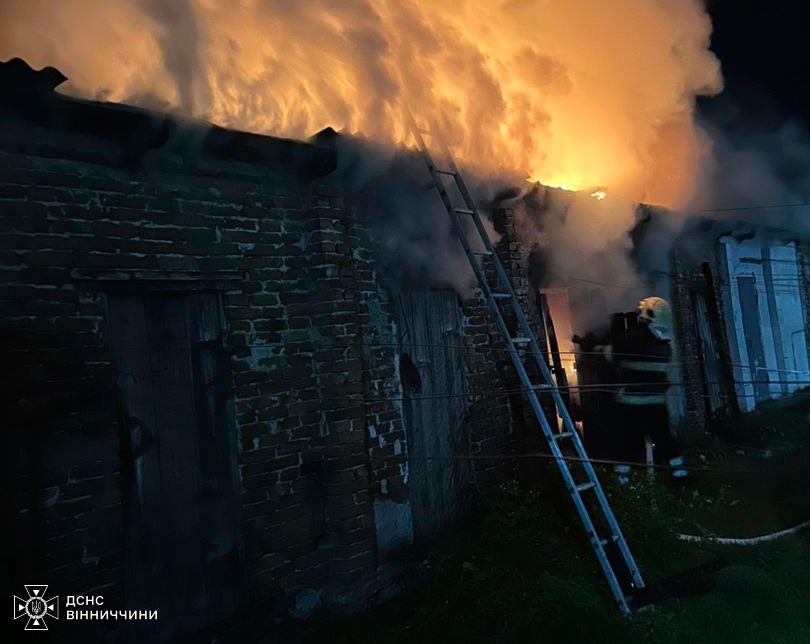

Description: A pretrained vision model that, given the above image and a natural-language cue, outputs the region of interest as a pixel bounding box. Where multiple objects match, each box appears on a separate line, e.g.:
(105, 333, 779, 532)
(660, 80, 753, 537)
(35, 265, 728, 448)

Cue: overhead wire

(566, 273, 809, 290)
(366, 449, 767, 476)
(291, 376, 810, 406)
(368, 339, 810, 378)
(694, 200, 810, 214)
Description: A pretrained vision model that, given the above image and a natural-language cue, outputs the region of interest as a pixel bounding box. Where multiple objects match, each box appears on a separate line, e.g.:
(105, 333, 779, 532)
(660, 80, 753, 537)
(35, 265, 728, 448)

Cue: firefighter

(602, 296, 687, 484)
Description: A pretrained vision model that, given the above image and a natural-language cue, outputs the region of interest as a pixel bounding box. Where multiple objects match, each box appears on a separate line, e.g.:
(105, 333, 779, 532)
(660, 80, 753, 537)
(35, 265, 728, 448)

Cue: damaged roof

(0, 57, 336, 178)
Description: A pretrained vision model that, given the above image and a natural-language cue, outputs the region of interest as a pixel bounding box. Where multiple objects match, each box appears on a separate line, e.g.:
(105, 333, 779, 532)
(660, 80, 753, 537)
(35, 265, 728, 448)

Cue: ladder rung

(599, 534, 620, 546)
(511, 337, 532, 344)
(491, 292, 511, 299)
(471, 250, 493, 256)
(530, 384, 551, 391)
(576, 481, 596, 493)
(554, 431, 575, 440)
(453, 208, 475, 215)
(436, 169, 457, 176)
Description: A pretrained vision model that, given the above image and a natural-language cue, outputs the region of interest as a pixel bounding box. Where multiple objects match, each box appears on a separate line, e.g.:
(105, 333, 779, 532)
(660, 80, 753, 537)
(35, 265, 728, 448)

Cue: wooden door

(397, 291, 471, 541)
(106, 293, 239, 643)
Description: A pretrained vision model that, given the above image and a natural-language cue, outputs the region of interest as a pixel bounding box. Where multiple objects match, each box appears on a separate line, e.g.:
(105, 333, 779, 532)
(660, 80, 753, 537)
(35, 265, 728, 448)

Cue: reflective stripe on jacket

(612, 326, 671, 405)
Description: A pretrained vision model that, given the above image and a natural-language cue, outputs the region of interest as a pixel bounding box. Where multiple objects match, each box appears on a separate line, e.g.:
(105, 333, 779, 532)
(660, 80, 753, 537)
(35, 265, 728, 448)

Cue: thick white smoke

(0, 0, 726, 318)
(0, 0, 722, 205)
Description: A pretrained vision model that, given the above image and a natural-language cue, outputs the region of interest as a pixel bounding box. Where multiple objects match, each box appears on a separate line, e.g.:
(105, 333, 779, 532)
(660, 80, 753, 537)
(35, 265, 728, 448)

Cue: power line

(694, 201, 810, 214)
(372, 338, 723, 364)
(295, 377, 810, 406)
(374, 339, 810, 378)
(360, 338, 810, 390)
(566, 273, 809, 291)
(565, 277, 650, 290)
(368, 448, 767, 476)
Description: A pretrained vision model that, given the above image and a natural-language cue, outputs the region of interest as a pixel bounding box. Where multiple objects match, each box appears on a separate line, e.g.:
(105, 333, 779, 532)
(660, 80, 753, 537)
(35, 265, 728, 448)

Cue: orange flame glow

(0, 0, 722, 207)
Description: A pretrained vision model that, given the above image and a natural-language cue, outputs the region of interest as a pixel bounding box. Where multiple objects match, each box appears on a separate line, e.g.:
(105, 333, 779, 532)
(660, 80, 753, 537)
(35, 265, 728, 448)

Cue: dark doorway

(736, 276, 770, 403)
(690, 291, 725, 417)
(106, 293, 240, 643)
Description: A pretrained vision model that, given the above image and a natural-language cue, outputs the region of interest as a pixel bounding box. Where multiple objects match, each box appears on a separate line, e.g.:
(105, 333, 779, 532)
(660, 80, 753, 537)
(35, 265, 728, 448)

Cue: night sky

(704, 2, 810, 129)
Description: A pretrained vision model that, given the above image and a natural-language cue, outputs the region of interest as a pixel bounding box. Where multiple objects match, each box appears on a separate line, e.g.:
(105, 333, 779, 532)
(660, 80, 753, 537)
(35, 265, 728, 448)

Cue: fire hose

(677, 518, 810, 546)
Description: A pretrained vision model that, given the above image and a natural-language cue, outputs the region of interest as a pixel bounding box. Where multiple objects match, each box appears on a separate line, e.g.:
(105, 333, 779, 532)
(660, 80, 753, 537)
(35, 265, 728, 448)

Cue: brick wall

(2, 60, 565, 642)
(3, 107, 543, 639)
(457, 206, 551, 486)
(0, 126, 399, 634)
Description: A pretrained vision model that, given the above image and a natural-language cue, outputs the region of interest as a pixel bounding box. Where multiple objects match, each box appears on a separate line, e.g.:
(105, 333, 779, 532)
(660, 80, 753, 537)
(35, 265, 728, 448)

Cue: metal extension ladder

(407, 117, 645, 615)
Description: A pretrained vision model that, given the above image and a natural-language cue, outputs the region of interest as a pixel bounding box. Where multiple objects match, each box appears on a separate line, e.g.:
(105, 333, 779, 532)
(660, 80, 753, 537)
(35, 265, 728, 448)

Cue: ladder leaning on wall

(406, 114, 645, 615)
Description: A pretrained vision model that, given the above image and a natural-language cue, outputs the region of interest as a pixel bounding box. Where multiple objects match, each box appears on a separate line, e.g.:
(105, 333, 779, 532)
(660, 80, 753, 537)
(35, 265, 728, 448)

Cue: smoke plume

(323, 133, 504, 297)
(1, 0, 721, 206)
(1, 0, 726, 322)
(690, 116, 810, 235)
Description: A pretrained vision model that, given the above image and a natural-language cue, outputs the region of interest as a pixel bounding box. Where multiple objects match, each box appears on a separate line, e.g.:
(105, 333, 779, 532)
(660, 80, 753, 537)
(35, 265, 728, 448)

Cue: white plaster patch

(246, 346, 277, 373)
(393, 439, 402, 456)
(368, 424, 377, 438)
(373, 499, 414, 555)
(378, 434, 387, 448)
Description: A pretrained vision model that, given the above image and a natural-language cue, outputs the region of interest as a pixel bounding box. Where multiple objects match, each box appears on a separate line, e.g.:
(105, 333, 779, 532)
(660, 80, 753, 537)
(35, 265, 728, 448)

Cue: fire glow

(1, 0, 722, 207)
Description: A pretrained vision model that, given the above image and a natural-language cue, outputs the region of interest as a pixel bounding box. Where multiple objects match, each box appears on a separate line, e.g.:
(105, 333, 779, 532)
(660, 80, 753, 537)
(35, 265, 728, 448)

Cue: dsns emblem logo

(13, 585, 59, 630)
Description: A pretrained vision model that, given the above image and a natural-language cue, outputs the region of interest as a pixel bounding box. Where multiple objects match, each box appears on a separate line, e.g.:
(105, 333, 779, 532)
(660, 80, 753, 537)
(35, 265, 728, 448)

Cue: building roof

(0, 57, 336, 178)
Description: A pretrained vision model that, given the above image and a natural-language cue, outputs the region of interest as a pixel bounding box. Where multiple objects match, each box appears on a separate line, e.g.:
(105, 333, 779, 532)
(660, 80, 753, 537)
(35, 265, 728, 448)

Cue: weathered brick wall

(0, 129, 408, 633)
(232, 185, 390, 607)
(283, 189, 410, 609)
(459, 206, 551, 485)
(3, 115, 555, 643)
(2, 149, 141, 617)
(459, 294, 514, 483)
(496, 207, 552, 482)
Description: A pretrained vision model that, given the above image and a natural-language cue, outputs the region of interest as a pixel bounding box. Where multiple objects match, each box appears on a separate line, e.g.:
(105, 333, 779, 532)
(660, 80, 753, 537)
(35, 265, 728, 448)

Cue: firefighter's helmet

(637, 296, 672, 341)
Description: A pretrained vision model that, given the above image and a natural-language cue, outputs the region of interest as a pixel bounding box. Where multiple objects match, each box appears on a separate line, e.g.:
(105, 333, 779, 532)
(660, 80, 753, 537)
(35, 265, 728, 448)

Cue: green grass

(302, 393, 810, 643)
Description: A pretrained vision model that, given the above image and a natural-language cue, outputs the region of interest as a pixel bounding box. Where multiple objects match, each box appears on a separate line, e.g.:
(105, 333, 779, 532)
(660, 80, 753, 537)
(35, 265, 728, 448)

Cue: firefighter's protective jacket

(609, 325, 671, 405)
